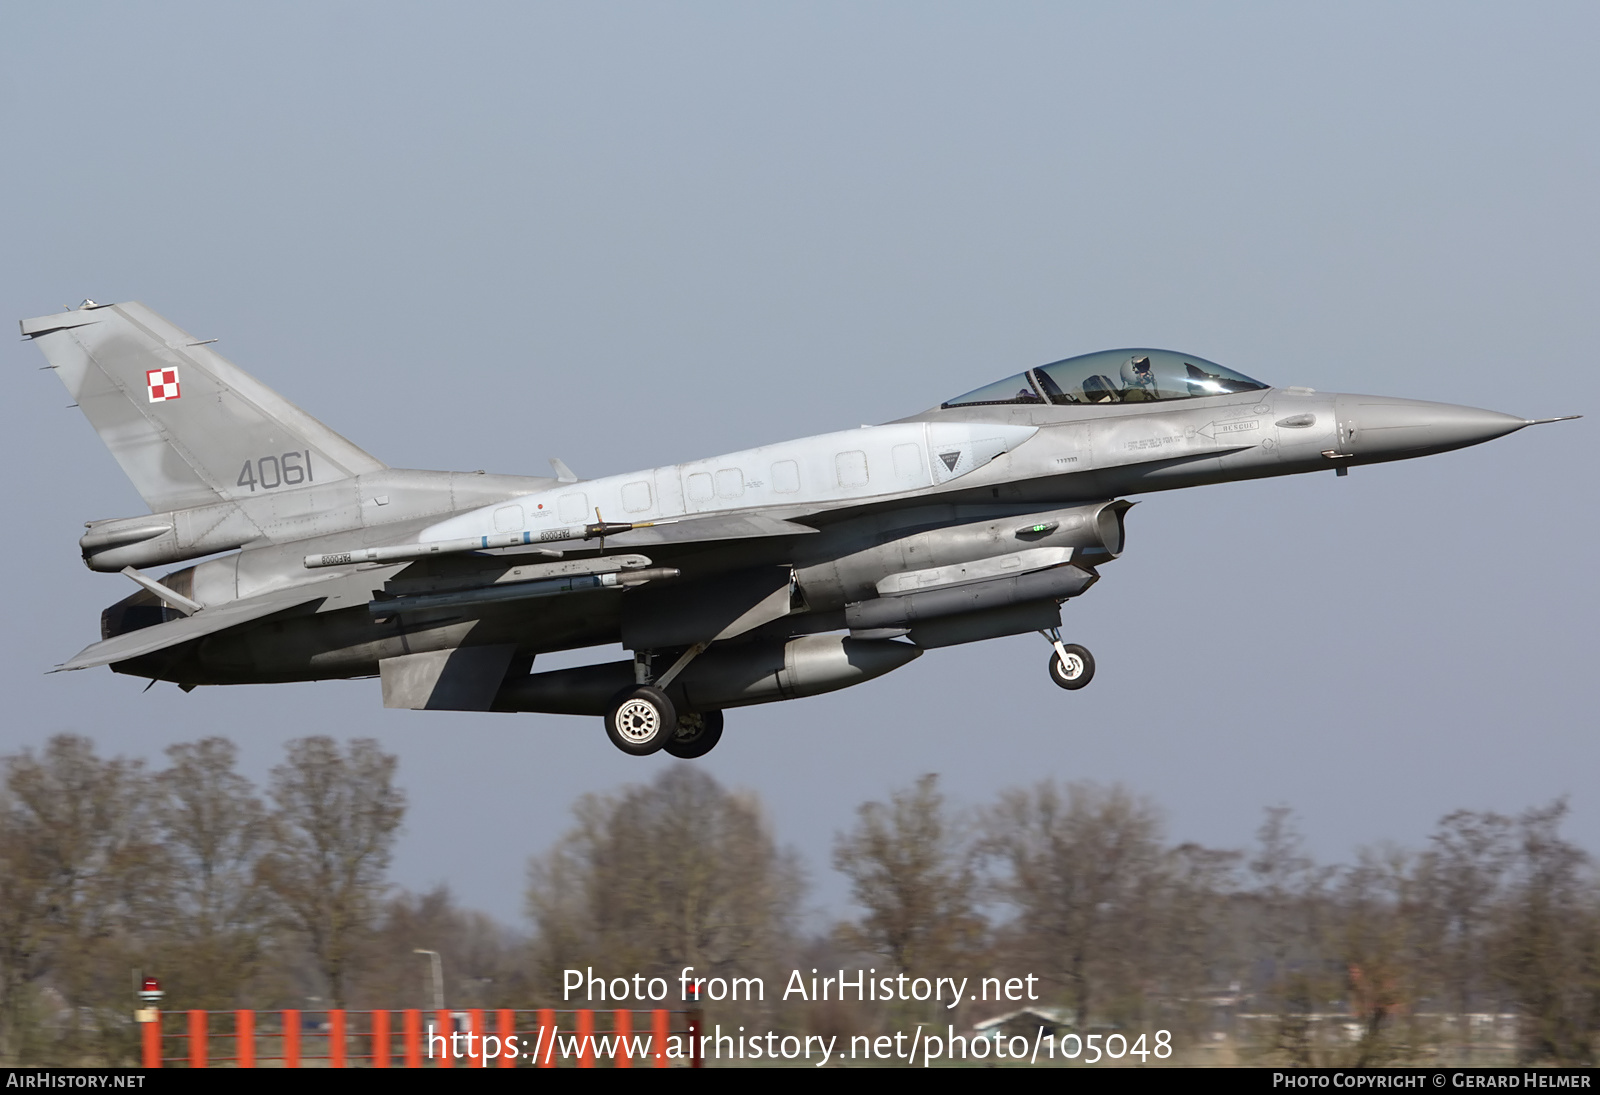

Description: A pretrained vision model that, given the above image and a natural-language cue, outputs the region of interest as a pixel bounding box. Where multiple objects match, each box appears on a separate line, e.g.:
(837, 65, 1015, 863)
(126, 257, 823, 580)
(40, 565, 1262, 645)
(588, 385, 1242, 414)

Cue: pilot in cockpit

(1119, 356, 1158, 401)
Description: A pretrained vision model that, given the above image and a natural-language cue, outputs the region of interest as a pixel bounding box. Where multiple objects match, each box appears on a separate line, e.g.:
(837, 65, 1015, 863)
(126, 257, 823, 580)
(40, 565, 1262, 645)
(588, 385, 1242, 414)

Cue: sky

(2, 2, 1595, 928)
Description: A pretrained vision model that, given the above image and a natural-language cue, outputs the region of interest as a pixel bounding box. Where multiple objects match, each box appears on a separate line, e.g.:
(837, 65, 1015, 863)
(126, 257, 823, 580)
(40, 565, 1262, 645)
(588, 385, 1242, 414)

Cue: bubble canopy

(943, 349, 1269, 408)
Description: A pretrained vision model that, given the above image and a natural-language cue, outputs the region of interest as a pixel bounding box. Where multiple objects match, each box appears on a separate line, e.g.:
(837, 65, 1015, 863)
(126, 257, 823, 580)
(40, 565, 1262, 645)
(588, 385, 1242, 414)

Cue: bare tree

(527, 764, 801, 1008)
(980, 781, 1163, 1028)
(357, 885, 531, 1009)
(833, 774, 984, 982)
(1151, 842, 1241, 1036)
(1246, 805, 1337, 1064)
(1418, 808, 1514, 1061)
(0, 736, 160, 1063)
(0, 785, 53, 1063)
(149, 738, 274, 1008)
(259, 737, 404, 1009)
(1336, 845, 1425, 1066)
(1250, 805, 1316, 965)
(1497, 800, 1597, 1064)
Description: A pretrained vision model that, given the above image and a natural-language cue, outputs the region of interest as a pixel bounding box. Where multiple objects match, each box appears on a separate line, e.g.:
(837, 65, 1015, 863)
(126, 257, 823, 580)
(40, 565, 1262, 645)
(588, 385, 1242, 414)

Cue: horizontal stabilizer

(380, 645, 518, 710)
(54, 585, 327, 671)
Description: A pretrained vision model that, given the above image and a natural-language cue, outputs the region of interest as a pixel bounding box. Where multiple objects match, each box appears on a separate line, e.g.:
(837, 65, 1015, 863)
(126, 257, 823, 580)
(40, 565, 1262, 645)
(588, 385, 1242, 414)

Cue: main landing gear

(603, 688, 727, 759)
(665, 710, 724, 759)
(604, 685, 677, 756)
(604, 647, 726, 758)
(1041, 628, 1095, 691)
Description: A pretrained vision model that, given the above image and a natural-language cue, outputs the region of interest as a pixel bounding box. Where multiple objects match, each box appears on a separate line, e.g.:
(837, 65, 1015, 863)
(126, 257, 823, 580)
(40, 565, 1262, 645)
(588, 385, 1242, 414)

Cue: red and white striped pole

(136, 977, 163, 1069)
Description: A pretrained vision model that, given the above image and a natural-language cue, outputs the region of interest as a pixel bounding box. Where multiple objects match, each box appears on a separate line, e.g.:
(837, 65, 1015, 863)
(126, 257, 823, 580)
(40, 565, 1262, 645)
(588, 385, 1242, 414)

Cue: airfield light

(414, 949, 444, 1012)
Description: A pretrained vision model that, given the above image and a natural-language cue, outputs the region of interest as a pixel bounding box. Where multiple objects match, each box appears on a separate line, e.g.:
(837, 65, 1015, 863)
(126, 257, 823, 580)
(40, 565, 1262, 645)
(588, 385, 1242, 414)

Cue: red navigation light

(138, 977, 163, 1003)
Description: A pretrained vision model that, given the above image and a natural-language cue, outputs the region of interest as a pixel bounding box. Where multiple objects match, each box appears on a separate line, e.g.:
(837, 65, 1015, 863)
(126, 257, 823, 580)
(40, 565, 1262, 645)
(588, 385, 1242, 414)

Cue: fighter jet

(24, 301, 1577, 758)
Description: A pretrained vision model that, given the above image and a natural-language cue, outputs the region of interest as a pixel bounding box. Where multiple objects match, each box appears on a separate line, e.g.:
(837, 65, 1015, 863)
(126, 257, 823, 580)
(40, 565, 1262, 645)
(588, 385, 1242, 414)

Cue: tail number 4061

(237, 451, 314, 492)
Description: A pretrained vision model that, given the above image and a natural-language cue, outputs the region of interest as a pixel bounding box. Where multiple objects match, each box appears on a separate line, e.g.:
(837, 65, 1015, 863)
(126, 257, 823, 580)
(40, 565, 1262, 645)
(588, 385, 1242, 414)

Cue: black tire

(664, 710, 725, 759)
(1048, 644, 1095, 690)
(604, 686, 678, 755)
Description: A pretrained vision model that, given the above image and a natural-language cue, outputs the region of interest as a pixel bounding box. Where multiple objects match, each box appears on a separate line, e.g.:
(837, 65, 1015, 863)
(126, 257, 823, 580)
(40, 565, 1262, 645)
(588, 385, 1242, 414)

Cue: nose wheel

(1041, 629, 1094, 690)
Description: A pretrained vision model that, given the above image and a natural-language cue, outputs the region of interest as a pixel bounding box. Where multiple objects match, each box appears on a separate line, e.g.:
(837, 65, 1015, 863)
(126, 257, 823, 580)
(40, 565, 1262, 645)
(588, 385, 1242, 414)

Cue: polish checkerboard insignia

(147, 368, 181, 403)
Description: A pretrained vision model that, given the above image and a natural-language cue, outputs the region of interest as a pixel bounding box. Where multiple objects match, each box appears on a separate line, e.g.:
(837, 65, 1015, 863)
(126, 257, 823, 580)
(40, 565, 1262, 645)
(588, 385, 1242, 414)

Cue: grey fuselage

(102, 383, 1530, 687)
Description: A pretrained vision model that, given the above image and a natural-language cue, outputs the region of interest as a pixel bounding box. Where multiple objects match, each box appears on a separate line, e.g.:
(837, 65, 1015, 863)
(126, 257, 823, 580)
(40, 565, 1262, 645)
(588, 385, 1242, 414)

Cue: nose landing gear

(1041, 628, 1094, 690)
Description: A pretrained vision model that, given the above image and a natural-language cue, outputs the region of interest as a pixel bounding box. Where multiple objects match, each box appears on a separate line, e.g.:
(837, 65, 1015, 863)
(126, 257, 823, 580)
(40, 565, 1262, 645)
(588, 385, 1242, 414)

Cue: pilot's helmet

(1120, 355, 1157, 394)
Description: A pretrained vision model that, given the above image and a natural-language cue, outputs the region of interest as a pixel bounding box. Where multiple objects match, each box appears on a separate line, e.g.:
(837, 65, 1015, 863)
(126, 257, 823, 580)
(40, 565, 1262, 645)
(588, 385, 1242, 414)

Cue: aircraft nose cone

(1336, 395, 1530, 461)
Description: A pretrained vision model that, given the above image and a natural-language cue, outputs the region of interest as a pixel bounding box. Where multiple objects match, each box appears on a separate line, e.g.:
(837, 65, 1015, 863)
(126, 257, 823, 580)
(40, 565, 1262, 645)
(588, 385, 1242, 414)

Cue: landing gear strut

(1041, 628, 1094, 690)
(606, 645, 723, 757)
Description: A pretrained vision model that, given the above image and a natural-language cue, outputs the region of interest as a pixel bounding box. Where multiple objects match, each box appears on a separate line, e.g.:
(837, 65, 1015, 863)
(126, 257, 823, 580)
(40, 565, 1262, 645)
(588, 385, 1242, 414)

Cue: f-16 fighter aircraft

(25, 301, 1578, 758)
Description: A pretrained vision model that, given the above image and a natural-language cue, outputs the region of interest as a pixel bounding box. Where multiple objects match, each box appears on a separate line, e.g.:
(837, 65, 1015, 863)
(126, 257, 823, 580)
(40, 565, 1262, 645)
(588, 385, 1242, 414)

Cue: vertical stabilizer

(22, 302, 385, 513)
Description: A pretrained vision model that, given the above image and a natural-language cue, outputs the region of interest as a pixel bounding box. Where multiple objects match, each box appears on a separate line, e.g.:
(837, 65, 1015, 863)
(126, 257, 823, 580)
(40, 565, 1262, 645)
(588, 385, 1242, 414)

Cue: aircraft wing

(54, 585, 328, 671)
(598, 512, 818, 548)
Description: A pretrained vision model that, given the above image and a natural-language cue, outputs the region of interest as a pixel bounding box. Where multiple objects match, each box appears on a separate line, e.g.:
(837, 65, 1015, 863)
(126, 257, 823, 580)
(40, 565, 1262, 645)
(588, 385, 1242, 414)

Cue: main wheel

(664, 710, 724, 759)
(1048, 644, 1095, 690)
(604, 686, 678, 755)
